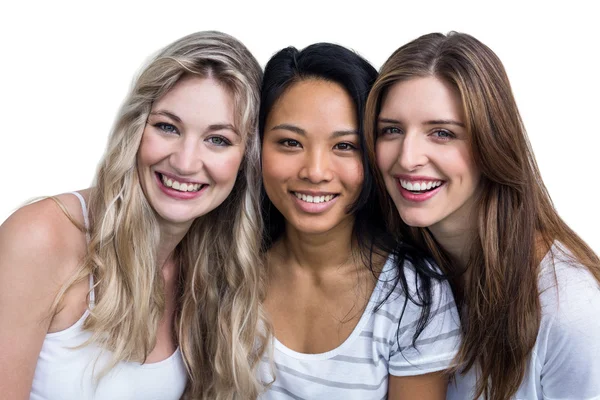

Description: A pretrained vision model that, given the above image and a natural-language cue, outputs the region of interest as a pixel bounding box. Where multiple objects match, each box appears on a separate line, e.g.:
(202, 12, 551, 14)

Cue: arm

(388, 371, 449, 399)
(538, 268, 600, 399)
(387, 268, 461, 399)
(0, 199, 78, 399)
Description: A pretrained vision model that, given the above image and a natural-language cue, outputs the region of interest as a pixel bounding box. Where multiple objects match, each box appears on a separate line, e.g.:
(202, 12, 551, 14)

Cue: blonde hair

(53, 31, 270, 399)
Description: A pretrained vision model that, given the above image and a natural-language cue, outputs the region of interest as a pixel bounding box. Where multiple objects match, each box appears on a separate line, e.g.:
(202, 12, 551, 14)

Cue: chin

(154, 206, 202, 226)
(290, 218, 343, 235)
(398, 211, 435, 229)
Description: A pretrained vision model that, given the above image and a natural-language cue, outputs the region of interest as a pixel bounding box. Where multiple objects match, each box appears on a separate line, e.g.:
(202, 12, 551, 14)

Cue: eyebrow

(270, 123, 358, 138)
(425, 119, 465, 128)
(378, 117, 465, 128)
(150, 110, 181, 123)
(208, 123, 239, 135)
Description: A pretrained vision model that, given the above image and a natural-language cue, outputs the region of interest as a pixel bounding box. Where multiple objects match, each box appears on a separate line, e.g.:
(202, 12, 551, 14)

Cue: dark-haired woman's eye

(279, 139, 302, 148)
(333, 142, 357, 151)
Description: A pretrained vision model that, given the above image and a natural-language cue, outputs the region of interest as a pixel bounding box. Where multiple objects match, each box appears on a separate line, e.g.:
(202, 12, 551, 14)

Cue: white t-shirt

(259, 257, 461, 399)
(447, 243, 600, 400)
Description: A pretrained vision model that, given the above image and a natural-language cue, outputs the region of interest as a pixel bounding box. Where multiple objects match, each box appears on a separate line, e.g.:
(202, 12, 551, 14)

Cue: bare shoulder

(0, 190, 91, 285)
(0, 190, 91, 398)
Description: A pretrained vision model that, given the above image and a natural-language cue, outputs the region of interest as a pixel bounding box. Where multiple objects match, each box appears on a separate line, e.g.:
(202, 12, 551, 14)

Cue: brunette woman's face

(137, 75, 245, 229)
(261, 79, 363, 236)
(375, 76, 481, 234)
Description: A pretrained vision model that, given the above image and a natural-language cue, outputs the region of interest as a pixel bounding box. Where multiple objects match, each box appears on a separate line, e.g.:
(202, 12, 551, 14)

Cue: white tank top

(30, 192, 187, 400)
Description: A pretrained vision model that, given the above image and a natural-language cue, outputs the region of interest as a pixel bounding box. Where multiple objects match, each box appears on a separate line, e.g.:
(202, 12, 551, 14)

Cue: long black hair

(259, 42, 443, 347)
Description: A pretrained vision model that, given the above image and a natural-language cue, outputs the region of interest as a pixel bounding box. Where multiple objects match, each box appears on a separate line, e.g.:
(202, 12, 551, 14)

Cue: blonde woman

(0, 31, 269, 399)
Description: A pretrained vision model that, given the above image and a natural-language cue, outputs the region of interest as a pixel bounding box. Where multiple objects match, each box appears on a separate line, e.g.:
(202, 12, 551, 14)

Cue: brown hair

(365, 32, 600, 400)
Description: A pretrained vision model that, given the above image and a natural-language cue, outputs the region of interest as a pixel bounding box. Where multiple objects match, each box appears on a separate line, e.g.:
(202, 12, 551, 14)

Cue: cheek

(137, 131, 164, 167)
(261, 147, 290, 187)
(375, 141, 396, 172)
(207, 149, 245, 185)
(341, 158, 364, 190)
(445, 146, 479, 185)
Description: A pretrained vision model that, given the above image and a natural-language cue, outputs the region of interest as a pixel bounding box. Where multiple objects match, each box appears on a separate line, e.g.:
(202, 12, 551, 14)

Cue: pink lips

(395, 179, 445, 203)
(155, 172, 207, 200)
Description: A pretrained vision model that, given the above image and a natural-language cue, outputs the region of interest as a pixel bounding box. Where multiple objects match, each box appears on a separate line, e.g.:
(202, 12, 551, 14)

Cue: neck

(429, 224, 473, 270)
(428, 209, 477, 271)
(274, 217, 356, 275)
(156, 219, 192, 270)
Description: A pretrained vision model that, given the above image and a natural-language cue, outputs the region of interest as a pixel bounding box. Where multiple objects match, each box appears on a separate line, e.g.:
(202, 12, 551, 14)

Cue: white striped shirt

(259, 258, 461, 399)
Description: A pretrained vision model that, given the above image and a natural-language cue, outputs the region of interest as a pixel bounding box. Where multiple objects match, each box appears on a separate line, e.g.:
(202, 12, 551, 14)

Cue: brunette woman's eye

(206, 136, 232, 146)
(154, 122, 179, 135)
(380, 126, 402, 135)
(432, 129, 455, 140)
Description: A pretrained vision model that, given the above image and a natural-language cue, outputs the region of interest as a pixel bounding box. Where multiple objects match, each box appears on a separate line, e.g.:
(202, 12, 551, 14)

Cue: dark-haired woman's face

(262, 79, 363, 236)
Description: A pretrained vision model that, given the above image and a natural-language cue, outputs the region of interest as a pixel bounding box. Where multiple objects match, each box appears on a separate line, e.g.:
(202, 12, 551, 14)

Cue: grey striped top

(259, 257, 461, 399)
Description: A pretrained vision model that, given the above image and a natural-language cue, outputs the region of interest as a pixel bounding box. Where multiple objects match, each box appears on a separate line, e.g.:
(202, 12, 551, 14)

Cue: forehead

(267, 79, 357, 130)
(380, 76, 464, 121)
(152, 75, 235, 122)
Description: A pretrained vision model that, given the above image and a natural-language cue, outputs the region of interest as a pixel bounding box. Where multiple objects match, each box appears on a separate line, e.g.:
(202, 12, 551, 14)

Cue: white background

(0, 1, 598, 253)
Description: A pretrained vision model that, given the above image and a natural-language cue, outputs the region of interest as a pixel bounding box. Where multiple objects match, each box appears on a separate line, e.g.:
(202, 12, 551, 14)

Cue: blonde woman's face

(375, 76, 480, 235)
(261, 79, 363, 236)
(137, 75, 245, 229)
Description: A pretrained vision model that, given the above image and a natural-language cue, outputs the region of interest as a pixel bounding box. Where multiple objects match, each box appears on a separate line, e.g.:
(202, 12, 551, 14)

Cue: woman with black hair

(257, 43, 461, 399)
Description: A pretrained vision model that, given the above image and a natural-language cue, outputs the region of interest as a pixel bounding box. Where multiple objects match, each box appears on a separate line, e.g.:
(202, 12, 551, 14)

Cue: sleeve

(538, 272, 600, 399)
(387, 272, 461, 376)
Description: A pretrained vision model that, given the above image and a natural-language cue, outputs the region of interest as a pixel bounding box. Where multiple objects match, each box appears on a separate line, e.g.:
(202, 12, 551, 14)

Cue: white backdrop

(1, 0, 598, 253)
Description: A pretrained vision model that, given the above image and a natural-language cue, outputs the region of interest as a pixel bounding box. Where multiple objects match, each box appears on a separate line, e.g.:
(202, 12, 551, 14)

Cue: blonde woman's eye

(207, 136, 231, 146)
(154, 122, 179, 135)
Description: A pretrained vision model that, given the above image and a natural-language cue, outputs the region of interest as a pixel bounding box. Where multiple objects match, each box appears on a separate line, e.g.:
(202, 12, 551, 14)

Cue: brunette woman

(366, 32, 600, 400)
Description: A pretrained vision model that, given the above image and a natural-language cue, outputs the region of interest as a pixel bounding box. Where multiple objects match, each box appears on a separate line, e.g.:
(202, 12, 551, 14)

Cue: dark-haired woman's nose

(298, 148, 334, 184)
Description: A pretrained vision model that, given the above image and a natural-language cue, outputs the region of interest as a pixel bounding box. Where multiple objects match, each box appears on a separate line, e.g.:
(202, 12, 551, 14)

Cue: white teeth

(400, 179, 443, 192)
(293, 192, 335, 204)
(160, 174, 203, 192)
